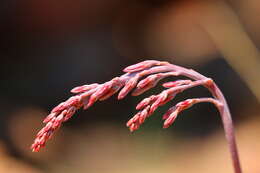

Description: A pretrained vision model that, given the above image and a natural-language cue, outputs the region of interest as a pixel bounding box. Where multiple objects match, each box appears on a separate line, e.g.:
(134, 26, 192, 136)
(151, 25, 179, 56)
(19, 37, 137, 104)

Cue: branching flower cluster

(31, 60, 242, 173)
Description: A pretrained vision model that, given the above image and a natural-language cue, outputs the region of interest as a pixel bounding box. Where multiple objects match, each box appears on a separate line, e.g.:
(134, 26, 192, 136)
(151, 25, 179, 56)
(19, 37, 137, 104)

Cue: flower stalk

(31, 60, 242, 173)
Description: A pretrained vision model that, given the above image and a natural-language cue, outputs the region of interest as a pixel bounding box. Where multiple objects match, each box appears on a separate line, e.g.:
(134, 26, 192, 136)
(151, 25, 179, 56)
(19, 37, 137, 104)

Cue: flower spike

(31, 60, 242, 173)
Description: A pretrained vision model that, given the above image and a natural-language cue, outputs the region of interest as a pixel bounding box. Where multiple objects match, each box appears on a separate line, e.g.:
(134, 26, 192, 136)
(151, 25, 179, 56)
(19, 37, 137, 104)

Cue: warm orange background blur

(1, 0, 259, 172)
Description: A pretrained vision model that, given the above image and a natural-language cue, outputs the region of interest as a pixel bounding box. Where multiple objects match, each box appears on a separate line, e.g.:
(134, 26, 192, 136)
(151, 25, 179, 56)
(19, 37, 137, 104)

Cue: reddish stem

(168, 64, 242, 173)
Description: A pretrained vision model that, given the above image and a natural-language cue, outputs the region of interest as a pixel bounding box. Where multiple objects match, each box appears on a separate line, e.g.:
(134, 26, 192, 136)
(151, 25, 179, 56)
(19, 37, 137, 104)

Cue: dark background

(0, 0, 259, 172)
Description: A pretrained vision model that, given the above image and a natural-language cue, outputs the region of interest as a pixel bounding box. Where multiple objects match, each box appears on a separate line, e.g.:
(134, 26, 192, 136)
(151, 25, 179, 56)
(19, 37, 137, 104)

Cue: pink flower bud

(71, 83, 99, 93)
(132, 114, 140, 122)
(132, 75, 162, 96)
(52, 113, 65, 129)
(43, 113, 56, 123)
(136, 98, 150, 110)
(63, 96, 81, 108)
(129, 124, 136, 132)
(36, 128, 46, 137)
(118, 76, 138, 99)
(176, 99, 194, 111)
(44, 122, 53, 131)
(163, 80, 192, 88)
(162, 106, 176, 120)
(123, 60, 161, 73)
(150, 92, 168, 114)
(64, 106, 77, 121)
(51, 102, 65, 113)
(87, 84, 111, 108)
(137, 75, 158, 88)
(163, 112, 178, 128)
(139, 106, 150, 124)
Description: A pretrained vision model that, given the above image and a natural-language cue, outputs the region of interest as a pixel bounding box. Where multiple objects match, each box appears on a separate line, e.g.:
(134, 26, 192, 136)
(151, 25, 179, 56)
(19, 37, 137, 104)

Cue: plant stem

(168, 64, 242, 173)
(213, 84, 242, 173)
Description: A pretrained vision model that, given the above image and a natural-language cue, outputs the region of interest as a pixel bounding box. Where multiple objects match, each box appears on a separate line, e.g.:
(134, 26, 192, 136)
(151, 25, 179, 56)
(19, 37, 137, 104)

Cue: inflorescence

(31, 60, 241, 173)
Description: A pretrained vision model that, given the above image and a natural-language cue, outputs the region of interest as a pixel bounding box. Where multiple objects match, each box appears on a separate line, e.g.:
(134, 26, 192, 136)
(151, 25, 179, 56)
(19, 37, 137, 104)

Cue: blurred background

(0, 0, 259, 172)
